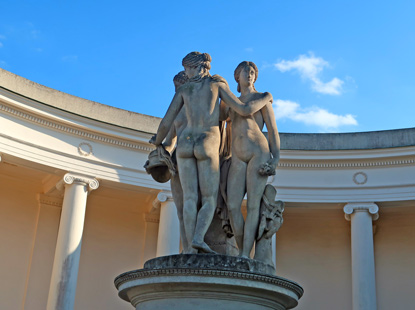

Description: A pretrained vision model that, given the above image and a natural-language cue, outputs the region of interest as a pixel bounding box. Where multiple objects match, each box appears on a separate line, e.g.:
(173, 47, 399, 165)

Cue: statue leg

(242, 156, 268, 258)
(191, 141, 220, 253)
(170, 174, 189, 253)
(177, 156, 199, 254)
(226, 157, 247, 255)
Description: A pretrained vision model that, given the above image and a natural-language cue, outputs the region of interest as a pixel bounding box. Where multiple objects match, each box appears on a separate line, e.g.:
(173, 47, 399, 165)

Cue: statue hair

(182, 51, 212, 71)
(234, 61, 258, 93)
(173, 71, 189, 89)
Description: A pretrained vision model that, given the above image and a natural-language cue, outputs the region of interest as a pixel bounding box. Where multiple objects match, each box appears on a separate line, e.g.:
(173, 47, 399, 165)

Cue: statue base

(115, 254, 303, 310)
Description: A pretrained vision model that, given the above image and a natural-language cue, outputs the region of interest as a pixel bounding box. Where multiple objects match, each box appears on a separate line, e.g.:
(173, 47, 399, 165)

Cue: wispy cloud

(245, 47, 254, 52)
(273, 99, 357, 131)
(25, 22, 40, 39)
(0, 34, 5, 48)
(0, 23, 41, 49)
(0, 60, 7, 67)
(274, 53, 344, 95)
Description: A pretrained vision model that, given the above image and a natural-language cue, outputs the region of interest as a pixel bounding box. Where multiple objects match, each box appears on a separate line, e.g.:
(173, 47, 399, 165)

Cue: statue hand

(149, 134, 157, 145)
(269, 157, 279, 172)
(258, 158, 278, 176)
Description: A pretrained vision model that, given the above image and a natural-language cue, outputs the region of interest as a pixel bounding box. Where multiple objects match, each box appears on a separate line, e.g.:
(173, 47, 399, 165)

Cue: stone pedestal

(115, 254, 303, 310)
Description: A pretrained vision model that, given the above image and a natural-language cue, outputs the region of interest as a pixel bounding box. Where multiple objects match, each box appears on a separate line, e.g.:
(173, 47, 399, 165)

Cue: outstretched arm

(153, 92, 184, 146)
(218, 83, 273, 116)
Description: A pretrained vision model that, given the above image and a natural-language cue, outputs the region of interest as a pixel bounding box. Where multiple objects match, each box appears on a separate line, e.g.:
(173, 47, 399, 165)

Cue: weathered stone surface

(151, 52, 273, 256)
(143, 254, 276, 275)
(115, 254, 303, 310)
(225, 61, 280, 259)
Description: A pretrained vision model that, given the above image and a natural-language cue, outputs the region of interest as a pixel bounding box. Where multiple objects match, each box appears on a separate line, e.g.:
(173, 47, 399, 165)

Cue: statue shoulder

(175, 83, 187, 92)
(254, 91, 273, 102)
(211, 74, 229, 87)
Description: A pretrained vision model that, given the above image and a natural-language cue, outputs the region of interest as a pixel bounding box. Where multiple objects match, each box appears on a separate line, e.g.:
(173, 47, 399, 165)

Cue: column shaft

(156, 199, 180, 257)
(47, 174, 98, 310)
(344, 203, 378, 310)
(350, 211, 377, 310)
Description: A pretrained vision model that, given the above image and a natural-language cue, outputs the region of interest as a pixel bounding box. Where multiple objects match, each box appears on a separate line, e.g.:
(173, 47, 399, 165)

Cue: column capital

(344, 202, 379, 221)
(152, 191, 173, 211)
(56, 173, 99, 192)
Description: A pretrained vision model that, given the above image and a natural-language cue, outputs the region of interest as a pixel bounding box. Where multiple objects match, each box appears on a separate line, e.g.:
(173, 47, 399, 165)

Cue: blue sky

(1, 1, 414, 133)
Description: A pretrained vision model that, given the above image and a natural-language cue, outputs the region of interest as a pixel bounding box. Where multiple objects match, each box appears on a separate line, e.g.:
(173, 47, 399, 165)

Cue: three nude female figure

(152, 52, 280, 257)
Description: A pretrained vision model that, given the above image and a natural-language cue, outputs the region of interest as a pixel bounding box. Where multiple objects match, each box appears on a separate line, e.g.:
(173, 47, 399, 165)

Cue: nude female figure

(152, 52, 272, 254)
(226, 61, 280, 258)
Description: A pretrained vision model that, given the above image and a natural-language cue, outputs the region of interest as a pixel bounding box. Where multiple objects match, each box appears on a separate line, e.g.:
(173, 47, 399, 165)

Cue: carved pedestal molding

(344, 203, 379, 310)
(47, 173, 99, 310)
(153, 191, 180, 257)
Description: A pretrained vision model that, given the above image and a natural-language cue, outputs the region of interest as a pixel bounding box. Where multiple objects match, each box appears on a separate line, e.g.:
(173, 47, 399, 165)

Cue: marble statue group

(145, 51, 284, 267)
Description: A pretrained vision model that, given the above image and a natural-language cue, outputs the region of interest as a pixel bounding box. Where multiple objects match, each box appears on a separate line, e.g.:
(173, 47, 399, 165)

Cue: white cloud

(274, 53, 344, 95)
(312, 77, 343, 95)
(273, 99, 357, 130)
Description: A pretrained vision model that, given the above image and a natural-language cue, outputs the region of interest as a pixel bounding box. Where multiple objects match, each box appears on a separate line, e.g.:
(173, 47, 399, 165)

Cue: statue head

(182, 52, 211, 80)
(173, 71, 189, 91)
(234, 61, 258, 93)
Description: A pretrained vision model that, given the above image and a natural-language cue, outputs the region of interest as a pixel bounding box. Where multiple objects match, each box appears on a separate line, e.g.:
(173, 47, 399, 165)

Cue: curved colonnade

(1, 68, 414, 310)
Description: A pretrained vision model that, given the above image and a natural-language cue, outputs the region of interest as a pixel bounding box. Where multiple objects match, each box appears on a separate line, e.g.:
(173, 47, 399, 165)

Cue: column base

(115, 254, 303, 310)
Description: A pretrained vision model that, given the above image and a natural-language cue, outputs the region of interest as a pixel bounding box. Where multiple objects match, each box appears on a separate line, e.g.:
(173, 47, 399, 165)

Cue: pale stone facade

(1, 68, 414, 309)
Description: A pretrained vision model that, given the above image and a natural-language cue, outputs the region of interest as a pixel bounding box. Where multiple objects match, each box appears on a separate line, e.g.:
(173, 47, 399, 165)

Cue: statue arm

(262, 102, 280, 164)
(219, 99, 230, 121)
(218, 83, 273, 116)
(163, 124, 177, 153)
(154, 92, 184, 146)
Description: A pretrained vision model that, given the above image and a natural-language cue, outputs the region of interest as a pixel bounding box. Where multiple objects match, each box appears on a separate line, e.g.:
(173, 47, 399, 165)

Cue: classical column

(272, 234, 277, 268)
(47, 173, 99, 310)
(153, 192, 180, 257)
(344, 203, 379, 310)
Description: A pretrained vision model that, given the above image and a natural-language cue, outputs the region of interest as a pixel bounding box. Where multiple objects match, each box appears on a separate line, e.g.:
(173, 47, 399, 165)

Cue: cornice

(278, 157, 415, 169)
(0, 102, 154, 152)
(1, 88, 414, 173)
